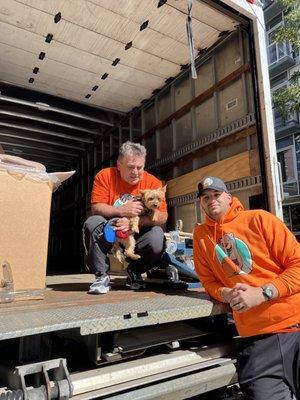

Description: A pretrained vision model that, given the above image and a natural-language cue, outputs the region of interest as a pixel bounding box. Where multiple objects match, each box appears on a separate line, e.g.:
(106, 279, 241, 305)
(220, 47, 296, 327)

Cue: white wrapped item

(0, 154, 75, 191)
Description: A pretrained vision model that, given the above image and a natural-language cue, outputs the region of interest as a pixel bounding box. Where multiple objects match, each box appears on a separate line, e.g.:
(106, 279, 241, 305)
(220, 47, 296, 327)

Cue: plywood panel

(219, 137, 248, 160)
(0, 68, 133, 113)
(0, 23, 165, 87)
(167, 151, 251, 198)
(0, 0, 239, 112)
(219, 78, 245, 126)
(1, 2, 180, 77)
(90, 0, 230, 49)
(0, 67, 135, 112)
(249, 148, 261, 176)
(18, 0, 193, 65)
(144, 105, 156, 131)
(195, 59, 214, 96)
(175, 79, 192, 110)
(159, 125, 173, 156)
(176, 113, 192, 148)
(176, 160, 194, 177)
(215, 34, 242, 81)
(168, 0, 237, 32)
(158, 93, 172, 122)
(195, 97, 216, 136)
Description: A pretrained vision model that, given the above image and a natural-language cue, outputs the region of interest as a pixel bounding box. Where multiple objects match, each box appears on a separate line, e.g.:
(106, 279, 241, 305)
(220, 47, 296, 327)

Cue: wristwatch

(261, 285, 274, 301)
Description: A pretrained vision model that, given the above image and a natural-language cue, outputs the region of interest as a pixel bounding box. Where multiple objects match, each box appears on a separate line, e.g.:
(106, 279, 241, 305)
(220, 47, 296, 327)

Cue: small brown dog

(112, 186, 166, 264)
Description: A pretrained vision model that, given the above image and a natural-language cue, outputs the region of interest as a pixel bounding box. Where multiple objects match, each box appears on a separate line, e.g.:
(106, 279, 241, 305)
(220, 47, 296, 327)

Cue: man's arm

(91, 200, 144, 219)
(91, 203, 122, 218)
(193, 229, 227, 303)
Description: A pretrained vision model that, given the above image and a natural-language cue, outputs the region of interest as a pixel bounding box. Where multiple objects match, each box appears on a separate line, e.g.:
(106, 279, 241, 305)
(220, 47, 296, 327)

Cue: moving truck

(0, 0, 281, 398)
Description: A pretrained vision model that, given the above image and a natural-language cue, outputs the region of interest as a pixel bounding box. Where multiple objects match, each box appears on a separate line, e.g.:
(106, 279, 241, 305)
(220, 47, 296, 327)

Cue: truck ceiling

(0, 0, 256, 170)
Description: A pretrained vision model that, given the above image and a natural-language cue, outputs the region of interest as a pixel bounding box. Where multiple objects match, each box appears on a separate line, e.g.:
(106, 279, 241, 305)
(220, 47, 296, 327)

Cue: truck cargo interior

(0, 0, 267, 274)
(0, 1, 278, 399)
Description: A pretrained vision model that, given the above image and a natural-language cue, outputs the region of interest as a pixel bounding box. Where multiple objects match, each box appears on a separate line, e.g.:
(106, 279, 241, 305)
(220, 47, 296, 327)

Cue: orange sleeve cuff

(270, 278, 288, 298)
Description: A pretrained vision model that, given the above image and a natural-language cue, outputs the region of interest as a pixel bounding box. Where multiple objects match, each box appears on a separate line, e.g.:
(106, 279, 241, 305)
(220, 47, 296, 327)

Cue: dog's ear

(139, 189, 147, 195)
(160, 185, 167, 194)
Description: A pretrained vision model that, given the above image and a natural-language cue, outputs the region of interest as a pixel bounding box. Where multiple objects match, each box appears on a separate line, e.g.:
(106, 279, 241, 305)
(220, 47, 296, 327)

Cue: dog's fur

(112, 186, 166, 264)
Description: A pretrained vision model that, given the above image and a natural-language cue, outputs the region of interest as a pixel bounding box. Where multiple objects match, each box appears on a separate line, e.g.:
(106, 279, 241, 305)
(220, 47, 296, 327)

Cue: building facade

(263, 0, 300, 240)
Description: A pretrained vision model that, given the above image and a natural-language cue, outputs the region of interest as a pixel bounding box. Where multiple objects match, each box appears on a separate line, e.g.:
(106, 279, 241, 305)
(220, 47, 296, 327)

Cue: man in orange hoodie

(193, 176, 300, 400)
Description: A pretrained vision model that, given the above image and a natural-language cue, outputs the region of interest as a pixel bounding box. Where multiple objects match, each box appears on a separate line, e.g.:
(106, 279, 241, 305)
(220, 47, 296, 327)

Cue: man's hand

(220, 287, 237, 303)
(119, 200, 144, 218)
(228, 283, 267, 313)
(220, 283, 276, 312)
(115, 217, 131, 232)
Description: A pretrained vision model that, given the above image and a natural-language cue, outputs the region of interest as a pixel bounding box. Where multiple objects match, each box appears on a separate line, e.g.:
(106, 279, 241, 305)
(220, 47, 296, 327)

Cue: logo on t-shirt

(113, 193, 133, 207)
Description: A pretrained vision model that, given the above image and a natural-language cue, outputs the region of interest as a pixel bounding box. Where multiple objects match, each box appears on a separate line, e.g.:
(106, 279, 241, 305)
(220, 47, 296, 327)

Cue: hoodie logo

(215, 232, 252, 276)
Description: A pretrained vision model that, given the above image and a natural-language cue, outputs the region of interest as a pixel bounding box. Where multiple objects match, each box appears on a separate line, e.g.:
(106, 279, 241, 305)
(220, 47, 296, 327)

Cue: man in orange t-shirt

(83, 141, 168, 294)
(193, 176, 300, 400)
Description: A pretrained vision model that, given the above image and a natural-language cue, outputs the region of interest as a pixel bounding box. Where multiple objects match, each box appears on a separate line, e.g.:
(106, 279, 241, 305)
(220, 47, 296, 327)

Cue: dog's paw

(124, 251, 141, 260)
(130, 254, 141, 260)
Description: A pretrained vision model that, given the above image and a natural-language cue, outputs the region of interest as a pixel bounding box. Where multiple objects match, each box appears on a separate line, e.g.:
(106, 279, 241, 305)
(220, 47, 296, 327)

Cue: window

(266, 13, 292, 65)
(283, 206, 292, 229)
(283, 205, 300, 239)
(271, 82, 288, 127)
(277, 136, 293, 150)
(278, 146, 296, 182)
(291, 205, 300, 232)
(277, 144, 299, 197)
(263, 0, 275, 9)
(271, 80, 295, 127)
(266, 14, 283, 31)
(270, 72, 287, 88)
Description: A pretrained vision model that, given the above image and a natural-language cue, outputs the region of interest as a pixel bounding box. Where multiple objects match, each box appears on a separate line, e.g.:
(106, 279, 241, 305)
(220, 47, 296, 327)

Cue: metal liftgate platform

(0, 275, 229, 340)
(0, 277, 235, 399)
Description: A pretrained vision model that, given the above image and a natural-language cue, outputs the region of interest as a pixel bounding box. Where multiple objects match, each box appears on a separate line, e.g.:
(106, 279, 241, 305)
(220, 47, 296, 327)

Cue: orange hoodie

(193, 197, 300, 337)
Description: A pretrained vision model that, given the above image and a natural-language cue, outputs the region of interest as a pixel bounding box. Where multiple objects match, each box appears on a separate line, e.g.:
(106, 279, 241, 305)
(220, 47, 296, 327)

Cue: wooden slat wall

(167, 151, 251, 199)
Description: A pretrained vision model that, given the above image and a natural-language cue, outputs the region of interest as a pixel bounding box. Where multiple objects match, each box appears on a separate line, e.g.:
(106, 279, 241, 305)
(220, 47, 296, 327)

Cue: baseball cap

(197, 176, 229, 198)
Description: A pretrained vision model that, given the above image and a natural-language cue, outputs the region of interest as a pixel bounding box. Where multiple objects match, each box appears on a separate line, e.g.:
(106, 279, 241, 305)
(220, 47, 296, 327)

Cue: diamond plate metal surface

(0, 293, 228, 340)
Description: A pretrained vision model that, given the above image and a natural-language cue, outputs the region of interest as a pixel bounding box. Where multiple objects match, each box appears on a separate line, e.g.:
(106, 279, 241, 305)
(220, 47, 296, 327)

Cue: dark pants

(83, 215, 165, 276)
(237, 331, 300, 400)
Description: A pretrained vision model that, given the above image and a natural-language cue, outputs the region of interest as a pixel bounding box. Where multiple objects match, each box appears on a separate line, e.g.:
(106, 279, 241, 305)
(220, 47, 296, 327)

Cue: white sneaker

(89, 275, 110, 294)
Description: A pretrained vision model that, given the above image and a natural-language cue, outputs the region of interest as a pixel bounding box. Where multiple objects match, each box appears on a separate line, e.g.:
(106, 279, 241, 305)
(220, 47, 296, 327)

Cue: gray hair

(118, 141, 147, 159)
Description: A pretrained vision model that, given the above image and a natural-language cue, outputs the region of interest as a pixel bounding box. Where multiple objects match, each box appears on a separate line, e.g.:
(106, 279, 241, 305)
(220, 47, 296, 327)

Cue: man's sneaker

(89, 275, 110, 294)
(126, 266, 146, 290)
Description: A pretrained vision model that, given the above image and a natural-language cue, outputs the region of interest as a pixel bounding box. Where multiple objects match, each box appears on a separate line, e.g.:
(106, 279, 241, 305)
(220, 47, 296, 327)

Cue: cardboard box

(0, 157, 75, 302)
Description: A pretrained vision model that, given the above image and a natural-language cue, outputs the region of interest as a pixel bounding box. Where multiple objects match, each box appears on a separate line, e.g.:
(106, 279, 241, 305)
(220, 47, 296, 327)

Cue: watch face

(263, 286, 273, 300)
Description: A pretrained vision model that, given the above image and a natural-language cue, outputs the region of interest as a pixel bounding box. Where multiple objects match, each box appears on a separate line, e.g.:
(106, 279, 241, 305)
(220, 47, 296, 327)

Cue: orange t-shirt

(91, 167, 167, 212)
